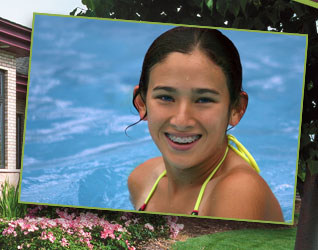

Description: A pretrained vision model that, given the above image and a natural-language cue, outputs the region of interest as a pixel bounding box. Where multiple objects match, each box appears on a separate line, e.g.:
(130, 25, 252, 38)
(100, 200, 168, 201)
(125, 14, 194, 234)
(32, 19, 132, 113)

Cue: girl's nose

(170, 101, 195, 130)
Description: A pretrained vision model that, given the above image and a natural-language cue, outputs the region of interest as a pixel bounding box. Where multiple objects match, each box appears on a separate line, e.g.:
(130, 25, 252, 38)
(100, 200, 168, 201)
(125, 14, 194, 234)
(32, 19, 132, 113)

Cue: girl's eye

(156, 95, 174, 102)
(196, 97, 214, 103)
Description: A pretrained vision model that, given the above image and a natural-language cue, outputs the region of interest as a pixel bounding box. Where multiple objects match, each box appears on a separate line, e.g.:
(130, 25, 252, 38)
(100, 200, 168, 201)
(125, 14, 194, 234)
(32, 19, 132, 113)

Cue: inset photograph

(20, 14, 307, 224)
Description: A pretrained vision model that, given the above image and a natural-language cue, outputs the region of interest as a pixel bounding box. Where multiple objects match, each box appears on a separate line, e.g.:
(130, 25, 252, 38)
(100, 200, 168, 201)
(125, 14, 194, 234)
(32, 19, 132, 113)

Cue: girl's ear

(229, 91, 248, 127)
(133, 85, 147, 121)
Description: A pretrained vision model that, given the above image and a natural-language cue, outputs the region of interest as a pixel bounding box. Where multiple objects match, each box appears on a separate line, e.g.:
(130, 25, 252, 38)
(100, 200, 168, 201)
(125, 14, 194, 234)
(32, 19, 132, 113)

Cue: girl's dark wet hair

(132, 26, 243, 123)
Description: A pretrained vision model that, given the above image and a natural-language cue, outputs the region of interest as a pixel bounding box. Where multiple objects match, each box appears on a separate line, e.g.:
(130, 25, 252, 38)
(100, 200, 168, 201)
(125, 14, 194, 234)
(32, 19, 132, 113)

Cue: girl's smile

(144, 49, 231, 170)
(165, 132, 202, 151)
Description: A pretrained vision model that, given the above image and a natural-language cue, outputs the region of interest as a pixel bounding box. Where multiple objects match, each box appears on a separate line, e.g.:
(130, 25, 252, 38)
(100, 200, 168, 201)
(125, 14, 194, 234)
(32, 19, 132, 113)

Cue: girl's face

(144, 49, 233, 170)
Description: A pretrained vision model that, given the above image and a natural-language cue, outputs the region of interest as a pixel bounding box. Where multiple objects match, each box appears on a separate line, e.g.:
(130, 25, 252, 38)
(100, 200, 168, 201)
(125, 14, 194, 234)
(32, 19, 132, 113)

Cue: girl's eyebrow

(192, 88, 220, 95)
(152, 86, 176, 93)
(152, 86, 220, 95)
(153, 86, 220, 95)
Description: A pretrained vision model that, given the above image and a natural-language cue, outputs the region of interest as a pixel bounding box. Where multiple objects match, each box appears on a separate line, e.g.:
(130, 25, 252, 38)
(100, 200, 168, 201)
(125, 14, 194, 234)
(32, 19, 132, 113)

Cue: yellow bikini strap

(193, 134, 260, 213)
(144, 170, 167, 205)
(227, 134, 260, 173)
(193, 146, 229, 212)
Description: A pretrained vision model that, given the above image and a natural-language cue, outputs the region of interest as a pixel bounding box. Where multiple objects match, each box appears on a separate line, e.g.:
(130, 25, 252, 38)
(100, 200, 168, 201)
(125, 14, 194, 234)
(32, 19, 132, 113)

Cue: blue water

(21, 15, 307, 223)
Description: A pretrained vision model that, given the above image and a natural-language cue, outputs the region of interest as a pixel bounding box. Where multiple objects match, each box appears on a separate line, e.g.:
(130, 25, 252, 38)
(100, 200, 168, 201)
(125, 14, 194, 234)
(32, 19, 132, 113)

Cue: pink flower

(124, 220, 131, 227)
(47, 231, 56, 243)
(47, 220, 57, 228)
(123, 212, 133, 219)
(57, 218, 70, 229)
(168, 222, 184, 238)
(167, 216, 178, 224)
(40, 231, 47, 240)
(125, 240, 136, 250)
(60, 237, 69, 247)
(166, 216, 184, 239)
(84, 237, 93, 248)
(28, 223, 39, 232)
(132, 218, 139, 224)
(144, 223, 154, 232)
(56, 208, 76, 220)
(120, 216, 127, 221)
(8, 222, 17, 228)
(87, 243, 94, 250)
(100, 227, 115, 239)
(2, 226, 16, 236)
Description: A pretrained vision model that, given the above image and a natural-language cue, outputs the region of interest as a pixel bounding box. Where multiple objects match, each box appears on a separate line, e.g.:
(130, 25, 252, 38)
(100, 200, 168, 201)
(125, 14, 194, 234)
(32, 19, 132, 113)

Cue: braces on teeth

(168, 134, 200, 144)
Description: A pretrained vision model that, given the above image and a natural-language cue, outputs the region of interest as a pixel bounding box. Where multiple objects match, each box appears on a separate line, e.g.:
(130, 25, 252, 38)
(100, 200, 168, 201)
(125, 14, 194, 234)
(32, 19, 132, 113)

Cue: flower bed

(0, 206, 184, 249)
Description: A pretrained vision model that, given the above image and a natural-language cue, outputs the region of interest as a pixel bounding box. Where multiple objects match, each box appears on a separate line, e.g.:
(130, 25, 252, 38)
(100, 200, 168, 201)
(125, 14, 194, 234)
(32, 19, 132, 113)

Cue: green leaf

(307, 81, 314, 91)
(81, 0, 89, 8)
(298, 162, 306, 182)
(89, 0, 96, 11)
(81, 0, 95, 11)
(70, 8, 77, 16)
(308, 160, 318, 175)
(200, 0, 204, 11)
(0, 180, 27, 219)
(206, 0, 214, 9)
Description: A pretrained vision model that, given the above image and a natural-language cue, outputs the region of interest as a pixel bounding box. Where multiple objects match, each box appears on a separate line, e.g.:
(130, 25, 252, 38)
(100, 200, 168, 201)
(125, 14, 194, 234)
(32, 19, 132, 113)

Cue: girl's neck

(163, 138, 228, 194)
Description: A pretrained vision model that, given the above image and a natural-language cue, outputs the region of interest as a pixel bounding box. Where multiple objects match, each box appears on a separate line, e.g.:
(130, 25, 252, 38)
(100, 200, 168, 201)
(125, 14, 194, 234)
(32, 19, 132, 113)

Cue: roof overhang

(0, 17, 31, 57)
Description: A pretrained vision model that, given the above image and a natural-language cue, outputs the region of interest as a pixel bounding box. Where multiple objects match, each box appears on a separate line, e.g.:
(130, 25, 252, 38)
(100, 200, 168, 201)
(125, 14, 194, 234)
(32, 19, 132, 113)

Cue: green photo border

(293, 0, 318, 8)
(18, 12, 308, 226)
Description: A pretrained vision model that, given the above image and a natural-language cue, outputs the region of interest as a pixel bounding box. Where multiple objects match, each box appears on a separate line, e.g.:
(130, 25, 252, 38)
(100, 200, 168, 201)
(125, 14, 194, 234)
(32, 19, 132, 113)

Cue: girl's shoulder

(128, 157, 165, 209)
(206, 159, 283, 221)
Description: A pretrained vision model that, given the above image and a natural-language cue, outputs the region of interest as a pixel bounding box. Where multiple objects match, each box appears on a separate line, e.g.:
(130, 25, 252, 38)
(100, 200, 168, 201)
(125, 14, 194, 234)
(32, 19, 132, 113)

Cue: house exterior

(0, 17, 31, 187)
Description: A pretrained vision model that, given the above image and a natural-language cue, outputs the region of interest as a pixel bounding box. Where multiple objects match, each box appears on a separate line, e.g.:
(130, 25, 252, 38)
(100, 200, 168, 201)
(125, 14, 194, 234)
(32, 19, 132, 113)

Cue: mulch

(138, 198, 301, 250)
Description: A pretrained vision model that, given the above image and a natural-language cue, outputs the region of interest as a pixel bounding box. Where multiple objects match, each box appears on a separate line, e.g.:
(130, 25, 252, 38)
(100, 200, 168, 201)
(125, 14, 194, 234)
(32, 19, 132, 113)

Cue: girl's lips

(165, 132, 201, 137)
(164, 133, 201, 151)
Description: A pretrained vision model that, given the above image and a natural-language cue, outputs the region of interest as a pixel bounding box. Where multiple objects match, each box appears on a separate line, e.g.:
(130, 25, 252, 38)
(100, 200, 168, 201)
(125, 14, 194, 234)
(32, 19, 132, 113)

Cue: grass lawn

(171, 227, 296, 250)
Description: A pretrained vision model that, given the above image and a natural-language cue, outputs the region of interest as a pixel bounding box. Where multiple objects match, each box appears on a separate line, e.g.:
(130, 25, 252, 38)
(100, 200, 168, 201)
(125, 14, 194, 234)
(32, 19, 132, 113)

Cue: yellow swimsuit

(138, 134, 260, 215)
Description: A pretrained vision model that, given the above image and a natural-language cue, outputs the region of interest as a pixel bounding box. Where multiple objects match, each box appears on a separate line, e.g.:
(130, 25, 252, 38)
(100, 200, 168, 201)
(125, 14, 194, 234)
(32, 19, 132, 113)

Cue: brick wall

(0, 50, 19, 186)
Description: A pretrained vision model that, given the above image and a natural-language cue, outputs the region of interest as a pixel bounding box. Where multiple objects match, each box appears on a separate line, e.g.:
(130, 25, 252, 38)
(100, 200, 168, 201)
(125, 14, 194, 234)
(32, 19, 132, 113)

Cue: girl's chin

(162, 154, 199, 170)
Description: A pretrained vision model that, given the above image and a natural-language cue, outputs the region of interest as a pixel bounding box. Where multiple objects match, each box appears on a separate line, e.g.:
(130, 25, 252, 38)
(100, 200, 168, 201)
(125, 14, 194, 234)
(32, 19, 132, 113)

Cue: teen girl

(128, 27, 283, 222)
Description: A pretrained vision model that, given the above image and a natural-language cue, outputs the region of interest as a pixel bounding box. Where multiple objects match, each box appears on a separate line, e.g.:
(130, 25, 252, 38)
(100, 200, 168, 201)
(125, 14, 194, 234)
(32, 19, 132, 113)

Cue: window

(0, 70, 4, 168)
(17, 114, 23, 169)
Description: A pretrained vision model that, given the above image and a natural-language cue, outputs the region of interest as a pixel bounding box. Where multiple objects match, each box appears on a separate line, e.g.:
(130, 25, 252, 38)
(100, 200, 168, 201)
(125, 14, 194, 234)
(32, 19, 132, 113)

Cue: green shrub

(0, 180, 27, 219)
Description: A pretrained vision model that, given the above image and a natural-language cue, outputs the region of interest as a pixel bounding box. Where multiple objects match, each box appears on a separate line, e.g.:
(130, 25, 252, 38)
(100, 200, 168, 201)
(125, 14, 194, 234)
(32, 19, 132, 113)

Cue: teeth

(167, 134, 200, 144)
